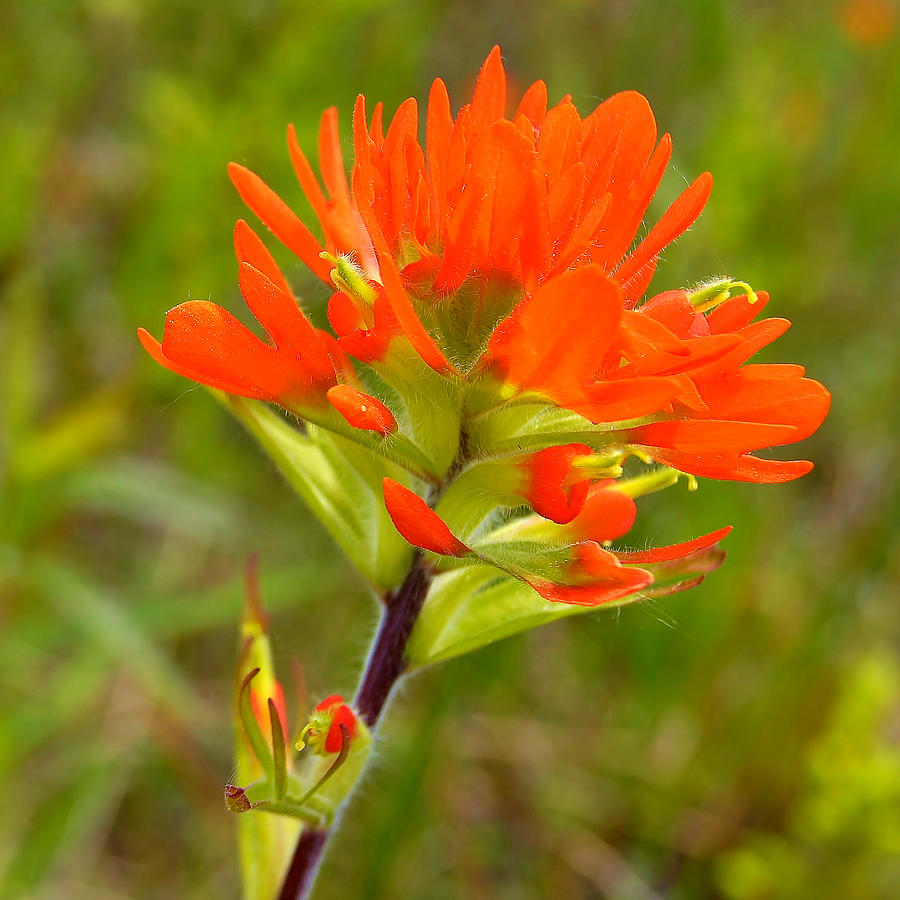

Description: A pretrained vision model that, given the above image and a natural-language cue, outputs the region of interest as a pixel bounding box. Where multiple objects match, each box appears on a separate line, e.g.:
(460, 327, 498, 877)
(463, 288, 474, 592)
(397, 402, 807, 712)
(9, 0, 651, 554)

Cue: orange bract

(140, 47, 829, 609)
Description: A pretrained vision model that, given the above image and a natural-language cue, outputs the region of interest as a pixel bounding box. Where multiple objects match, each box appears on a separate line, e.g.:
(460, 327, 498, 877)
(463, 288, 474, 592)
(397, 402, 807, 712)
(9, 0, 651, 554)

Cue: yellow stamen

(688, 278, 758, 313)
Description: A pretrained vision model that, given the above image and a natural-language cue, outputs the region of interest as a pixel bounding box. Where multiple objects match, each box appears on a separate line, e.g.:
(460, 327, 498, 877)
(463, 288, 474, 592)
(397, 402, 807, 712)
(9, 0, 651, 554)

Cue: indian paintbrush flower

(141, 45, 830, 900)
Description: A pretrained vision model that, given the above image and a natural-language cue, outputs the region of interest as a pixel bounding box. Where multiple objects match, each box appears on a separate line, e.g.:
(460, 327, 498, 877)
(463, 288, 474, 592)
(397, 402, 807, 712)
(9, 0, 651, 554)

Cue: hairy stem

(276, 557, 431, 900)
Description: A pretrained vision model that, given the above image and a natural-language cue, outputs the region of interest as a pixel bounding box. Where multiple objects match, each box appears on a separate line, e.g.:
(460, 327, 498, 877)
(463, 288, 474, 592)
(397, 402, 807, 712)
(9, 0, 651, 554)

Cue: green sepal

(268, 699, 287, 801)
(234, 630, 299, 900)
(298, 715, 372, 824)
(406, 566, 586, 666)
(433, 458, 522, 536)
(467, 399, 650, 456)
(230, 715, 373, 827)
(239, 669, 274, 783)
(223, 396, 413, 591)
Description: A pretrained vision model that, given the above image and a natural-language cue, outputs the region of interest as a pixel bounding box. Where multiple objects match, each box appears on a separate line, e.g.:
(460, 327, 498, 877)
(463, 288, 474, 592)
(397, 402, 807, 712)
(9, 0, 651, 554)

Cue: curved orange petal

(233, 219, 293, 297)
(160, 300, 296, 401)
(382, 478, 469, 557)
(521, 443, 592, 525)
(615, 172, 713, 285)
(228, 162, 332, 282)
(616, 526, 732, 563)
(488, 265, 623, 397)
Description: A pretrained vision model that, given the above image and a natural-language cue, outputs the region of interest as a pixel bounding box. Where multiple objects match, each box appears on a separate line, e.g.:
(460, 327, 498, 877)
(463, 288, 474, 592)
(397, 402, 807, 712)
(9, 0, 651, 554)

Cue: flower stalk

(278, 555, 432, 899)
(139, 44, 829, 900)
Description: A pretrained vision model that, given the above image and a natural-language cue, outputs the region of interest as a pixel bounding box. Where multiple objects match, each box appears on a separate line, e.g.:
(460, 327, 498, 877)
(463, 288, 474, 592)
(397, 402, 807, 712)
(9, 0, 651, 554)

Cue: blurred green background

(2, 0, 899, 897)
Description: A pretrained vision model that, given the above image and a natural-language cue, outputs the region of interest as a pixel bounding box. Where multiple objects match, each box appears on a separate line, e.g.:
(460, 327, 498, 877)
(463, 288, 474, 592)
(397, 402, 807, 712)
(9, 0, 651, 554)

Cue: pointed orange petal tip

(327, 385, 397, 435)
(137, 326, 163, 360)
(233, 219, 293, 297)
(382, 478, 469, 557)
(616, 525, 733, 564)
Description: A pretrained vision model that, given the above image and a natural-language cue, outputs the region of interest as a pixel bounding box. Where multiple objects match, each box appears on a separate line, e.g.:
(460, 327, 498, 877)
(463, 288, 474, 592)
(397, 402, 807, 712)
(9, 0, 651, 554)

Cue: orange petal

(160, 301, 296, 401)
(318, 106, 351, 206)
(629, 419, 799, 454)
(531, 542, 651, 607)
(352, 190, 452, 373)
(706, 291, 770, 333)
(571, 375, 681, 423)
(382, 478, 469, 557)
(640, 448, 815, 484)
(515, 80, 548, 128)
(237, 263, 334, 386)
(327, 385, 397, 435)
(470, 45, 507, 131)
(138, 327, 254, 395)
(287, 123, 329, 226)
(695, 367, 831, 442)
(233, 220, 293, 297)
(615, 172, 713, 284)
(426, 78, 454, 214)
(570, 484, 637, 542)
(228, 162, 332, 282)
(488, 266, 623, 398)
(616, 526, 732, 563)
(521, 444, 592, 524)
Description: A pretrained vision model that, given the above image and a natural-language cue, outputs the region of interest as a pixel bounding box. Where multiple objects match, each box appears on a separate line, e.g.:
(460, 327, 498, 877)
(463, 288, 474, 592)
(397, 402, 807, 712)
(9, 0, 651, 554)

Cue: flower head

(141, 47, 829, 617)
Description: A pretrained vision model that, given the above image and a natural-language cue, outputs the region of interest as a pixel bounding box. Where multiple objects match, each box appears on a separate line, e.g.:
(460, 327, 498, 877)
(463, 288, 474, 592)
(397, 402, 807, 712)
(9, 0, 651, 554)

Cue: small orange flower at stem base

(296, 695, 359, 755)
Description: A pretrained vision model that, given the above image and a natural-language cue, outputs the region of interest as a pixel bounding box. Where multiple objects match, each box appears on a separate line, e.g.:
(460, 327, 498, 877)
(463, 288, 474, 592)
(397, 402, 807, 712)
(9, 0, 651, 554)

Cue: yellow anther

(323, 252, 377, 305)
(688, 278, 758, 314)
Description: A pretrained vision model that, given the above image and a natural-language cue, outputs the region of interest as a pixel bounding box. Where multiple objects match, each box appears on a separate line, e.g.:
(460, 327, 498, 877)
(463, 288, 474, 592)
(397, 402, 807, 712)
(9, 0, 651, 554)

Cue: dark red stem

(276, 556, 430, 900)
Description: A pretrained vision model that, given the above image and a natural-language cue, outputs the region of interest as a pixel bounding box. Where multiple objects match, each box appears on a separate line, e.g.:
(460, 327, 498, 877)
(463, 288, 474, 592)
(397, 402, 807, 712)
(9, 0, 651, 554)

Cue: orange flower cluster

(141, 48, 828, 608)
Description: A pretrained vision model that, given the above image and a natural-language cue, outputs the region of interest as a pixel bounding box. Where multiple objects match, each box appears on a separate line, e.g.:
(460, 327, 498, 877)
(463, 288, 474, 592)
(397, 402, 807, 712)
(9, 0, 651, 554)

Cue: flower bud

(296, 695, 359, 755)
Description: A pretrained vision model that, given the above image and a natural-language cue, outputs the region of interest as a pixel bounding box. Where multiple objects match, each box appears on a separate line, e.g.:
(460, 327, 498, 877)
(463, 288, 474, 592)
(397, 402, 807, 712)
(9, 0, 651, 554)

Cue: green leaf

(433, 458, 521, 537)
(368, 347, 464, 476)
(406, 566, 589, 667)
(224, 396, 413, 591)
(407, 562, 652, 668)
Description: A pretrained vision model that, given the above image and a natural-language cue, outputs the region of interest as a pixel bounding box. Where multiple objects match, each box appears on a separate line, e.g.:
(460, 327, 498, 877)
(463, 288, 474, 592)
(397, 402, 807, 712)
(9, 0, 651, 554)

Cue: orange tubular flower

(142, 45, 828, 614)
